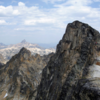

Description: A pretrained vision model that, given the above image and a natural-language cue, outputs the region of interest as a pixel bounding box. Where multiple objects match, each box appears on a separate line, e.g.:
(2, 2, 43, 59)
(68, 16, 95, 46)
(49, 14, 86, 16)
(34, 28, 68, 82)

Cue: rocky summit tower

(36, 21, 100, 100)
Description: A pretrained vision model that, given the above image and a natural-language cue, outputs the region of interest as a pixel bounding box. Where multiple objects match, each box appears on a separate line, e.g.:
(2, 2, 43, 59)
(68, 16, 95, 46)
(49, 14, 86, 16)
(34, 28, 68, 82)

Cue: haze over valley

(0, 40, 55, 62)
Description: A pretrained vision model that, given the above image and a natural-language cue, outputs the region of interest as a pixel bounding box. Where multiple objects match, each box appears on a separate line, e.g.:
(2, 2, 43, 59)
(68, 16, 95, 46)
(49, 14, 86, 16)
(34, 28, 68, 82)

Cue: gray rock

(35, 21, 100, 100)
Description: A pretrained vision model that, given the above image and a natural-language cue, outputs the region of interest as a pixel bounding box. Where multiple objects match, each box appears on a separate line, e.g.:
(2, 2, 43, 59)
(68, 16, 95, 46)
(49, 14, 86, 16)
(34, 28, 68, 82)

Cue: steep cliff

(0, 47, 53, 100)
(36, 21, 100, 100)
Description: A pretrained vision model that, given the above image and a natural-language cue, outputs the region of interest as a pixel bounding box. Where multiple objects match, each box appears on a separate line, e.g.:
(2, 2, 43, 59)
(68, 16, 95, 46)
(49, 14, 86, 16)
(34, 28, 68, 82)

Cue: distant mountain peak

(21, 39, 27, 43)
(0, 43, 6, 46)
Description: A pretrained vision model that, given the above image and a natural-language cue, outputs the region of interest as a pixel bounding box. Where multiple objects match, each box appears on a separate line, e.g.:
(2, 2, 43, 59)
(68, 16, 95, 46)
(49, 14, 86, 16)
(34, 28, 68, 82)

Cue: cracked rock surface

(36, 21, 100, 100)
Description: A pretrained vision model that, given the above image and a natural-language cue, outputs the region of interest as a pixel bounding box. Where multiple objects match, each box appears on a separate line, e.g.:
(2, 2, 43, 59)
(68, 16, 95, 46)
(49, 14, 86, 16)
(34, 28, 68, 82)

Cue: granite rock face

(36, 21, 100, 100)
(0, 47, 53, 100)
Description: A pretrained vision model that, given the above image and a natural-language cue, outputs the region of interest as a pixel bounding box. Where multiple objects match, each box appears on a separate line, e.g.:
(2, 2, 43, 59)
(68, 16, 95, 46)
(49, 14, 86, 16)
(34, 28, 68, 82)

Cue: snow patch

(97, 57, 100, 61)
(88, 57, 100, 78)
(4, 93, 8, 98)
(89, 64, 100, 78)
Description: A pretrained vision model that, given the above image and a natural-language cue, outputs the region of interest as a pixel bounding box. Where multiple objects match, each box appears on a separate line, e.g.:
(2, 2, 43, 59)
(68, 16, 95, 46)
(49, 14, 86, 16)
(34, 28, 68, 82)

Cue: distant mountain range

(0, 40, 55, 61)
(0, 43, 7, 49)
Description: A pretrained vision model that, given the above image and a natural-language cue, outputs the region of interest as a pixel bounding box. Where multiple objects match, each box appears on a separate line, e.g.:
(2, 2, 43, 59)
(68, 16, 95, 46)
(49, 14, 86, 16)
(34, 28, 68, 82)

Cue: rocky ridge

(36, 21, 100, 100)
(0, 47, 53, 100)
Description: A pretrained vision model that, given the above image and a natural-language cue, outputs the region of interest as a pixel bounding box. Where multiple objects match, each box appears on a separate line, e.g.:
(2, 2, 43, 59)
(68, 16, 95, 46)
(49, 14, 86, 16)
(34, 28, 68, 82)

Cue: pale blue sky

(0, 0, 100, 45)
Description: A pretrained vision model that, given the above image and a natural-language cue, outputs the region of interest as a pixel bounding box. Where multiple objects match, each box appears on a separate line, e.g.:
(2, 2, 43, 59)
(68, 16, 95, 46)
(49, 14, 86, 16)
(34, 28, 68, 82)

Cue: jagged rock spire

(35, 21, 100, 100)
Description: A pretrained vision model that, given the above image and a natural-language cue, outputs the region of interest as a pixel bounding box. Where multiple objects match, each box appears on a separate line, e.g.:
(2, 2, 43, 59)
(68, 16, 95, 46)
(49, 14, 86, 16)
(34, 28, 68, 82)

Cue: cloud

(12, 10, 20, 15)
(24, 18, 56, 25)
(15, 27, 44, 31)
(0, 20, 15, 25)
(0, 20, 6, 25)
(0, 5, 20, 16)
(18, 2, 25, 6)
(0, 1, 100, 29)
(51, 0, 100, 29)
(42, 0, 64, 4)
(0, 0, 100, 43)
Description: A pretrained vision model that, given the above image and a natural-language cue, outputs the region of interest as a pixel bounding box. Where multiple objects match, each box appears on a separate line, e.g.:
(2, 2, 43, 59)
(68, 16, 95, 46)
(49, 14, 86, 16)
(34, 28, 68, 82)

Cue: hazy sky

(0, 0, 100, 45)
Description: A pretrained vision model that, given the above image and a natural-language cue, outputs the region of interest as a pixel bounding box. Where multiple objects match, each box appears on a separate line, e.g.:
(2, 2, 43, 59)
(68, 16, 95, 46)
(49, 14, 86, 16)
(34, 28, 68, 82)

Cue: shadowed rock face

(35, 21, 100, 100)
(0, 47, 53, 100)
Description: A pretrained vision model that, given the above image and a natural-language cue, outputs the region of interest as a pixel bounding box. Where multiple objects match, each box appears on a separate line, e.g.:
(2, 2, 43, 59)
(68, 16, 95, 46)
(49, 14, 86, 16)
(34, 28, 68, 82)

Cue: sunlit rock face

(0, 47, 54, 100)
(36, 21, 100, 100)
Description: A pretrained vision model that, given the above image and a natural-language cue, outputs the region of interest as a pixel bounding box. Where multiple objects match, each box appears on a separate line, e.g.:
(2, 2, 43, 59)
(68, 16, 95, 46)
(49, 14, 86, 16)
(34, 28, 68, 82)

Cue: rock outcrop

(0, 54, 6, 64)
(0, 47, 53, 100)
(36, 21, 100, 100)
